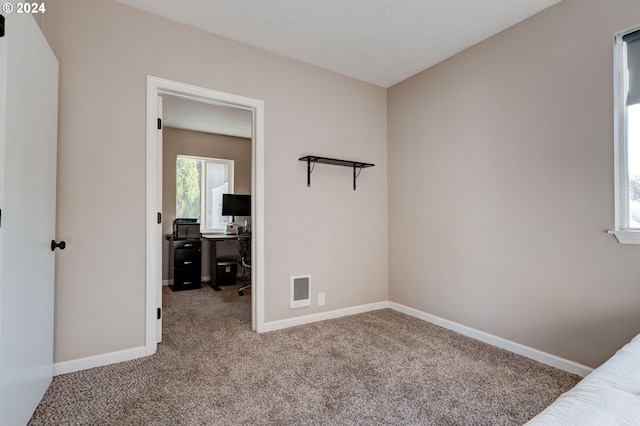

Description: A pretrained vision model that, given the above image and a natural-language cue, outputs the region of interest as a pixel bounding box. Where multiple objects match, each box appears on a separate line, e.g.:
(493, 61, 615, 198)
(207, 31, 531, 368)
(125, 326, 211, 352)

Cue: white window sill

(608, 230, 640, 244)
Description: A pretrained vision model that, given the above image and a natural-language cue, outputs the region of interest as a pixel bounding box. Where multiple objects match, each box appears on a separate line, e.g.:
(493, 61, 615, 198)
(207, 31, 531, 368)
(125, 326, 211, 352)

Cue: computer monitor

(221, 194, 251, 217)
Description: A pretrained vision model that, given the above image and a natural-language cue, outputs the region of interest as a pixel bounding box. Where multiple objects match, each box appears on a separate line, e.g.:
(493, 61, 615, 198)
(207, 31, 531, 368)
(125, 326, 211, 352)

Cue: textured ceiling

(116, 0, 561, 88)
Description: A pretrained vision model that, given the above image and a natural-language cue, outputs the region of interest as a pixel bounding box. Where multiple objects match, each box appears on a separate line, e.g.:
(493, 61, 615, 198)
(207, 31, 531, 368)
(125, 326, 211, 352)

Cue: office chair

(238, 238, 251, 296)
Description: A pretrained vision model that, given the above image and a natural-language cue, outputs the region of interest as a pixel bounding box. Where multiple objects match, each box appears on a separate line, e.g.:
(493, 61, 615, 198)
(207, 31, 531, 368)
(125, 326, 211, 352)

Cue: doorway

(145, 76, 265, 356)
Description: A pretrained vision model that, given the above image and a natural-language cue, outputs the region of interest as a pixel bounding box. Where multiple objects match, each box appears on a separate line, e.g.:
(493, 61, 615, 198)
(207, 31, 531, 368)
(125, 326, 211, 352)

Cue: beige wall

(162, 127, 252, 281)
(41, 0, 638, 370)
(42, 0, 388, 363)
(388, 0, 640, 368)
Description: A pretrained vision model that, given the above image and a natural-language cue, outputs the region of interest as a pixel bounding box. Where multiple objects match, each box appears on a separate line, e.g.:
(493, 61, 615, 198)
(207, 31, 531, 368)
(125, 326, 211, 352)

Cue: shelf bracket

(353, 164, 357, 191)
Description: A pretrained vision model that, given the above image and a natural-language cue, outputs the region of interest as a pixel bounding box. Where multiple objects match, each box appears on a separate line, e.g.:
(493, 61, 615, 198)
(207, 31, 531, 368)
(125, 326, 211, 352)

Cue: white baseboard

(53, 346, 148, 376)
(52, 300, 593, 378)
(53, 304, 389, 375)
(261, 301, 390, 332)
(163, 276, 210, 286)
(389, 302, 593, 377)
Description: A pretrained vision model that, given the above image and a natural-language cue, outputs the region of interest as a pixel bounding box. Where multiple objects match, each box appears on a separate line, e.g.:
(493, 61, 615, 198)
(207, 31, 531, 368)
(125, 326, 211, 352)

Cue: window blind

(624, 30, 640, 106)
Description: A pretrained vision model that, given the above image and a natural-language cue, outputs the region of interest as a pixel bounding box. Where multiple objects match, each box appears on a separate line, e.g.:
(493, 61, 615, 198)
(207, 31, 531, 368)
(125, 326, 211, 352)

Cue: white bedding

(526, 334, 640, 425)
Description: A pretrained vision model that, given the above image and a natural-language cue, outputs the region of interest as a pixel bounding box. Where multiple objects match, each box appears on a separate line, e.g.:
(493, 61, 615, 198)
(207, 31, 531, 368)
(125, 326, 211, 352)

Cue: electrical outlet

(318, 292, 326, 306)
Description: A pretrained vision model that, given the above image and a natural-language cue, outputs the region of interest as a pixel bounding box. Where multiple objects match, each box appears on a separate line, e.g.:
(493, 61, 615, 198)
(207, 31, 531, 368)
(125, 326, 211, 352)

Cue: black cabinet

(171, 239, 201, 291)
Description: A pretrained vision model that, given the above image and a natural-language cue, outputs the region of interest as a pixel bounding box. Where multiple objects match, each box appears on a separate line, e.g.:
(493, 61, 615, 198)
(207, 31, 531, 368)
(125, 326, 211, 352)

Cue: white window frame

(610, 25, 640, 244)
(176, 154, 234, 234)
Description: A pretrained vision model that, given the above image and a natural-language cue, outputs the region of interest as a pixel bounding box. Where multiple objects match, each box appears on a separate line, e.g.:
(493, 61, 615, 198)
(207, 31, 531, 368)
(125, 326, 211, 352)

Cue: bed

(526, 333, 640, 425)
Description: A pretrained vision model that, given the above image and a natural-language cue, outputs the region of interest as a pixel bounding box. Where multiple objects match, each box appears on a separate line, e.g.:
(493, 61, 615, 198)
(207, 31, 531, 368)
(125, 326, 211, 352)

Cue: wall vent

(290, 274, 311, 308)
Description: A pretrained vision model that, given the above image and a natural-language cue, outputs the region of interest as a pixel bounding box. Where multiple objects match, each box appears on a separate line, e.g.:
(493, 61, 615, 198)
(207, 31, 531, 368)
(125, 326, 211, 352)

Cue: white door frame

(145, 76, 265, 355)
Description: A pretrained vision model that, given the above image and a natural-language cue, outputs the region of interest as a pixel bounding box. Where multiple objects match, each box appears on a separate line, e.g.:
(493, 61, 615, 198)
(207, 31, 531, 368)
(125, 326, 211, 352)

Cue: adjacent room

(2, 0, 640, 424)
(161, 94, 253, 297)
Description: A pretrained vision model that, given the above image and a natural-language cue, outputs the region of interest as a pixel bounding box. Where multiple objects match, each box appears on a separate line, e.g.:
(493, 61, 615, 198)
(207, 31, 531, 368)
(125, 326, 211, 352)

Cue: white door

(0, 12, 59, 426)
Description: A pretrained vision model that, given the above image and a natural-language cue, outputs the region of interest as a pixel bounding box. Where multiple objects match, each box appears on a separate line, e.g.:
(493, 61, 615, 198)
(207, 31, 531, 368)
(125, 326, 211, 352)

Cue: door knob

(51, 240, 66, 251)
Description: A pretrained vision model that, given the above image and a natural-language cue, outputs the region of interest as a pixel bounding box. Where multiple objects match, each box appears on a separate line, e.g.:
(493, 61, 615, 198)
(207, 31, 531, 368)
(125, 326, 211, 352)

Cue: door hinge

(0, 15, 5, 38)
(157, 118, 162, 130)
(157, 212, 162, 224)
(157, 307, 162, 320)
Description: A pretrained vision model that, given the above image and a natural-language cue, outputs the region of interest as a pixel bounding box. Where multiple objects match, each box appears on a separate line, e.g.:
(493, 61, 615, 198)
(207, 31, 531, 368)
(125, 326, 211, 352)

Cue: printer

(172, 218, 201, 240)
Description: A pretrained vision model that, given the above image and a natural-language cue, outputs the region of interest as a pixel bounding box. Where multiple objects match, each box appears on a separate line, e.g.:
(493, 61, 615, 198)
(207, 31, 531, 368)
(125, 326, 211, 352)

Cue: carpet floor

(29, 283, 580, 425)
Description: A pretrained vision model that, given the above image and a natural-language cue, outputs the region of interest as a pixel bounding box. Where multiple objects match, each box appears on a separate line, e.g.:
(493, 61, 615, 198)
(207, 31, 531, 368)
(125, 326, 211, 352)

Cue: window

(176, 155, 234, 233)
(612, 27, 640, 243)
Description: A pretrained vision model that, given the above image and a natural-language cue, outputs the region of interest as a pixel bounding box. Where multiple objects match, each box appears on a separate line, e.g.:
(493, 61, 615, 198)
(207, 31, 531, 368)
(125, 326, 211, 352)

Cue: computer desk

(201, 233, 251, 291)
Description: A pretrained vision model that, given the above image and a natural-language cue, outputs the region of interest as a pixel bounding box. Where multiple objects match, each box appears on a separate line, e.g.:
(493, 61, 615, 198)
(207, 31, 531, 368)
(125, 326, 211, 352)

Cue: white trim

(613, 30, 629, 230)
(146, 79, 161, 356)
(608, 229, 640, 244)
(56, 298, 594, 377)
(146, 76, 266, 352)
(156, 94, 163, 344)
(163, 277, 209, 286)
(252, 94, 265, 333)
(53, 346, 147, 376)
(612, 26, 640, 239)
(389, 302, 593, 377)
(613, 31, 626, 231)
(261, 301, 389, 332)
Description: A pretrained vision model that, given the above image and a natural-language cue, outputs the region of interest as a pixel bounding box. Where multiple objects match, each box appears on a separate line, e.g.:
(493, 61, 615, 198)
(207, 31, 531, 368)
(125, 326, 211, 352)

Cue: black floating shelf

(299, 155, 375, 190)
